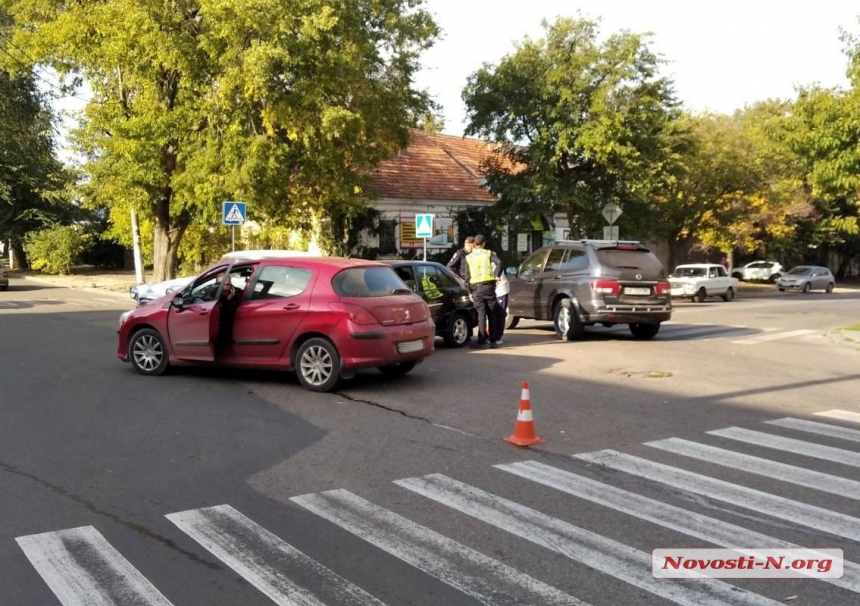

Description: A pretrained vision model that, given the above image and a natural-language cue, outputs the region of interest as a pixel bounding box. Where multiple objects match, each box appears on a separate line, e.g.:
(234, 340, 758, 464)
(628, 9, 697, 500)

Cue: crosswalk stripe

(16, 526, 174, 606)
(707, 427, 860, 468)
(731, 329, 815, 344)
(646, 437, 860, 500)
(661, 326, 750, 339)
(574, 450, 860, 541)
(495, 460, 860, 594)
(765, 417, 860, 443)
(291, 489, 585, 606)
(815, 409, 860, 424)
(396, 474, 781, 606)
(166, 504, 384, 606)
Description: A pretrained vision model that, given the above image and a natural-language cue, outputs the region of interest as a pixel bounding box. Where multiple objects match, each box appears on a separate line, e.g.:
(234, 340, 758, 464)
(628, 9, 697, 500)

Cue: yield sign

(601, 202, 622, 225)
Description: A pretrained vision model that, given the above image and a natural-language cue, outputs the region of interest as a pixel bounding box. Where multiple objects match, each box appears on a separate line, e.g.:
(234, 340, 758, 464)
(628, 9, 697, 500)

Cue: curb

(17, 273, 134, 300)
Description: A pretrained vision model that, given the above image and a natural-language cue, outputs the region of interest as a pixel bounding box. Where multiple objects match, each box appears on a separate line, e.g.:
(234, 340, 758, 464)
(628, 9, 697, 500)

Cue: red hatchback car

(117, 256, 436, 391)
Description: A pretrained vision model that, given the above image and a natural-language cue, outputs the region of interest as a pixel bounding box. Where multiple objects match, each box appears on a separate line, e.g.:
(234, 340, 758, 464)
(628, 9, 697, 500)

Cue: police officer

(465, 234, 502, 349)
(446, 235, 474, 281)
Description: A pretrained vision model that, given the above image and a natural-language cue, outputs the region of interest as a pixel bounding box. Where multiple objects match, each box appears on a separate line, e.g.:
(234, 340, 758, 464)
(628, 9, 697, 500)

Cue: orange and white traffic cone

(504, 381, 545, 447)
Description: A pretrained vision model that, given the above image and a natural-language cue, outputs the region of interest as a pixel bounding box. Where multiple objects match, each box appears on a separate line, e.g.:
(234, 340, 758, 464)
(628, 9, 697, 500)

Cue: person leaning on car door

(465, 235, 502, 349)
(215, 272, 243, 350)
(446, 235, 474, 281)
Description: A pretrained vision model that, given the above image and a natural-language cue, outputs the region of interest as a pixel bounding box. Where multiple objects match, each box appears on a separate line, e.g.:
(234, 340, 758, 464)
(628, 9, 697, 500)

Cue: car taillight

(655, 281, 671, 295)
(590, 280, 621, 295)
(328, 302, 378, 325)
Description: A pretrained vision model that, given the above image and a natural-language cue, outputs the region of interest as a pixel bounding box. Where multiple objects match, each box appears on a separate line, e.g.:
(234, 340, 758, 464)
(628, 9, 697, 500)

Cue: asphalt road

(2, 276, 860, 605)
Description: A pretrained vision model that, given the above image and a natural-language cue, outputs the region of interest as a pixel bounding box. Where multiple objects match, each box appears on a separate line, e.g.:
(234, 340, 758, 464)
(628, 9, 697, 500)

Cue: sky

(415, 0, 859, 136)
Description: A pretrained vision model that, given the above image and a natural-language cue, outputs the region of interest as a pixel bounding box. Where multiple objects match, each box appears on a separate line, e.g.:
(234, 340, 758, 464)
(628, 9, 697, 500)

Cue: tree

(0, 62, 72, 267)
(4, 0, 438, 280)
(462, 16, 686, 239)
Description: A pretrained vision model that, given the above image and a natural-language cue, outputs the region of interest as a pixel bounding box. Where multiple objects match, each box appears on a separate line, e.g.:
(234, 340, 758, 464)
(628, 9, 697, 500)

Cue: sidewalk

(12, 268, 139, 298)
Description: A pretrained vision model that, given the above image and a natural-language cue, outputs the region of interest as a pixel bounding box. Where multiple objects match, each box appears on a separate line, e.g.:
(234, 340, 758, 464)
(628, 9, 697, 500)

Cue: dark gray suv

(506, 240, 672, 340)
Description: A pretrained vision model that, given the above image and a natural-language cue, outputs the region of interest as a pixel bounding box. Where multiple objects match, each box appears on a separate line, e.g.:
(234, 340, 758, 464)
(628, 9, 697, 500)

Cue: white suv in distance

(732, 261, 783, 282)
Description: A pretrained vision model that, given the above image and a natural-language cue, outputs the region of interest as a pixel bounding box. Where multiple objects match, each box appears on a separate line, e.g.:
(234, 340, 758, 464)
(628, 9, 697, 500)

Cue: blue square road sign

(415, 213, 434, 238)
(222, 201, 247, 226)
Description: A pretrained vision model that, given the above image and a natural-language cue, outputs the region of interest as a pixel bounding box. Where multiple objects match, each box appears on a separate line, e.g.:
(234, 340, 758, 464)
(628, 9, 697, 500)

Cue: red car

(117, 256, 436, 392)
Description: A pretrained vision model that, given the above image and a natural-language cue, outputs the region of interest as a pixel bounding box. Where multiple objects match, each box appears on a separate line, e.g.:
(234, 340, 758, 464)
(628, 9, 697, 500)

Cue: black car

(382, 260, 477, 347)
(506, 240, 672, 340)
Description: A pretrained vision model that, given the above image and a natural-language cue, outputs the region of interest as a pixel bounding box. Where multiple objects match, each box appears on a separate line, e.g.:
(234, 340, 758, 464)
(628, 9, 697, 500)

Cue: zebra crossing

(15, 409, 860, 605)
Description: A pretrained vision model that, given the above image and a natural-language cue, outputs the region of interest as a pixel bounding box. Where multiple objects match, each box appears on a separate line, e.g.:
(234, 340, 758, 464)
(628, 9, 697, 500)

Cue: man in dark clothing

(446, 236, 474, 281)
(464, 235, 502, 349)
(215, 272, 242, 350)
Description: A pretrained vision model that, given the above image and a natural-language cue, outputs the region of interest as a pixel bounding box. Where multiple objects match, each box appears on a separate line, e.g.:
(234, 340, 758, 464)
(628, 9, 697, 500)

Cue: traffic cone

(504, 381, 545, 447)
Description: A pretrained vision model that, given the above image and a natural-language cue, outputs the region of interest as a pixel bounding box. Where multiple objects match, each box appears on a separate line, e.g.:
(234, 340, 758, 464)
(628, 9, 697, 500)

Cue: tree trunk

(151, 197, 189, 282)
(10, 238, 27, 269)
(565, 205, 582, 239)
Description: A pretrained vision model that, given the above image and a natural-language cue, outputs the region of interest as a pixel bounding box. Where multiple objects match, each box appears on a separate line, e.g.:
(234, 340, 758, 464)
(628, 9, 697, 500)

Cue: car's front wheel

(378, 361, 417, 376)
(553, 298, 584, 341)
(128, 328, 169, 376)
(505, 310, 520, 330)
(722, 287, 734, 302)
(802, 282, 812, 293)
(695, 287, 707, 303)
(629, 322, 661, 340)
(295, 338, 343, 392)
(443, 312, 471, 348)
(826, 282, 834, 293)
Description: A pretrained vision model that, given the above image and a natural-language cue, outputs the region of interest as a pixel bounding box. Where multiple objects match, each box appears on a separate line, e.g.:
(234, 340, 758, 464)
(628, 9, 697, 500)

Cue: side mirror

(505, 266, 517, 276)
(171, 295, 184, 309)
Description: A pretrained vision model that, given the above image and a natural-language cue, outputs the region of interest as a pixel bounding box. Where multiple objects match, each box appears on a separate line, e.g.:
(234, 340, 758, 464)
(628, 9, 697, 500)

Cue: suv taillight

(590, 280, 621, 295)
(655, 281, 671, 295)
(328, 302, 378, 325)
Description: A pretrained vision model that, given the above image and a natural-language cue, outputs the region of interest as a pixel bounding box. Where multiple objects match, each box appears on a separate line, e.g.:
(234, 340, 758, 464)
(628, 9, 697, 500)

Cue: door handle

(282, 303, 301, 311)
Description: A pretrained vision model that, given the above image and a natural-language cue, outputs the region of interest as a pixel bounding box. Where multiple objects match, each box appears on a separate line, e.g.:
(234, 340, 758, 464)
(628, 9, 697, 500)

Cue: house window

(378, 220, 397, 254)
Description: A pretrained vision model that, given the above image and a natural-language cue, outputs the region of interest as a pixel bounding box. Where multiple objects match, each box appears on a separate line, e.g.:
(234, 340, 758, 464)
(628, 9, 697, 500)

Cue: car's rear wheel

(553, 298, 584, 341)
(722, 287, 734, 302)
(505, 310, 520, 330)
(629, 322, 661, 340)
(769, 273, 781, 283)
(732, 272, 743, 280)
(695, 288, 707, 303)
(826, 282, 834, 293)
(378, 361, 417, 376)
(128, 328, 169, 376)
(443, 312, 471, 348)
(296, 338, 343, 392)
(802, 282, 812, 293)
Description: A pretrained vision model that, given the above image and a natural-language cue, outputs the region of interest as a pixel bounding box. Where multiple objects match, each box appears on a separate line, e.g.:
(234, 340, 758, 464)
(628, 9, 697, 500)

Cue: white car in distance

(732, 261, 784, 282)
(669, 263, 738, 303)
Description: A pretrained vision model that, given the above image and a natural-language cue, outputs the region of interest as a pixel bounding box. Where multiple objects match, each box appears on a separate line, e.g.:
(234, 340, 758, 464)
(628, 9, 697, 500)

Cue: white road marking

(16, 526, 174, 606)
(167, 504, 384, 606)
(647, 437, 860, 499)
(574, 450, 860, 541)
(708, 427, 860, 468)
(292, 489, 586, 606)
(496, 460, 860, 593)
(766, 417, 860, 443)
(396, 474, 781, 606)
(731, 329, 816, 344)
(815, 410, 860, 424)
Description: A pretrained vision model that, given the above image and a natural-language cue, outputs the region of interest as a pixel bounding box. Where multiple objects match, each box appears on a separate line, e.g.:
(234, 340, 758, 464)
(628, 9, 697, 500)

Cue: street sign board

(222, 201, 247, 226)
(415, 213, 434, 238)
(601, 202, 622, 225)
(603, 225, 620, 240)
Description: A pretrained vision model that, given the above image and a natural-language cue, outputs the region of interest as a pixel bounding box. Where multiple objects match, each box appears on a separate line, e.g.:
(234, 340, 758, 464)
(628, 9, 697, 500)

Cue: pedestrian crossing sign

(222, 201, 247, 226)
(415, 213, 433, 238)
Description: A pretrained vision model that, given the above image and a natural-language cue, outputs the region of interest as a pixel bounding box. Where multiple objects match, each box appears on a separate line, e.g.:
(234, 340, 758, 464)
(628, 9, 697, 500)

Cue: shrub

(24, 225, 87, 274)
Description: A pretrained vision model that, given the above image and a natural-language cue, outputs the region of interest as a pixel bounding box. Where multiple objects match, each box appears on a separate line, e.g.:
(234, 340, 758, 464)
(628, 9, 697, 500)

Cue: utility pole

(130, 208, 144, 284)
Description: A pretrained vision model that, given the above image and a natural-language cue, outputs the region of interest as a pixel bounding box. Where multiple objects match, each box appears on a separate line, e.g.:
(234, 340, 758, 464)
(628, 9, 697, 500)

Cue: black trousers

(473, 282, 499, 343)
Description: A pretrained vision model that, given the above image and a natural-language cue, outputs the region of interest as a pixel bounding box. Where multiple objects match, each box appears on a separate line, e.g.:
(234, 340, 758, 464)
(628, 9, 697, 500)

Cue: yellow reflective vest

(466, 248, 494, 283)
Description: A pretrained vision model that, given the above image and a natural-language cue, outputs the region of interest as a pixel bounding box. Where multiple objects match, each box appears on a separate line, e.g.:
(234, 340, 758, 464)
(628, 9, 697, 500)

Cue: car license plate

(624, 287, 651, 295)
(397, 339, 424, 353)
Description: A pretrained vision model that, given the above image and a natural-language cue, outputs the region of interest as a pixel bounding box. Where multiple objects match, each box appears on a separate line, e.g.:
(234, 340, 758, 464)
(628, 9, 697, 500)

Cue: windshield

(332, 267, 411, 297)
(672, 267, 707, 278)
(786, 266, 812, 275)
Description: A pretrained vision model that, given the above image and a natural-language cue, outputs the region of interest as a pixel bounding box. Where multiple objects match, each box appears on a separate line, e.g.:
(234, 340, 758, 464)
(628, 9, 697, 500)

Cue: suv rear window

(332, 267, 409, 297)
(595, 248, 664, 275)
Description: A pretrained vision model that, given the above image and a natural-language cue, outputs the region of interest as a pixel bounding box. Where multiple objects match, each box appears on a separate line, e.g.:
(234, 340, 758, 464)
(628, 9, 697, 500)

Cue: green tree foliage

(0, 60, 72, 266)
(3, 0, 438, 280)
(462, 16, 686, 239)
(23, 224, 86, 274)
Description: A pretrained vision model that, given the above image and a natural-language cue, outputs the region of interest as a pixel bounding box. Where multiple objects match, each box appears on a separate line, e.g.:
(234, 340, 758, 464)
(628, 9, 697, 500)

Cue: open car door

(166, 266, 229, 361)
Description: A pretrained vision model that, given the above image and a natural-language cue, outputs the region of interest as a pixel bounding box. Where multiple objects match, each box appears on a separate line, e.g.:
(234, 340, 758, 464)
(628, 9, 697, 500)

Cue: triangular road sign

(225, 204, 245, 224)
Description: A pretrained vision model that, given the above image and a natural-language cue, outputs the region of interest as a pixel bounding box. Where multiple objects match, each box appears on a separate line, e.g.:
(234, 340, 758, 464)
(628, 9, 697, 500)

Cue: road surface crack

(333, 392, 481, 438)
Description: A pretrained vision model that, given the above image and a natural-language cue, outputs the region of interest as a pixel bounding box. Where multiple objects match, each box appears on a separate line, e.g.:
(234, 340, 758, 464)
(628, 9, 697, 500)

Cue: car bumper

(584, 305, 672, 324)
(777, 283, 804, 291)
(339, 320, 436, 368)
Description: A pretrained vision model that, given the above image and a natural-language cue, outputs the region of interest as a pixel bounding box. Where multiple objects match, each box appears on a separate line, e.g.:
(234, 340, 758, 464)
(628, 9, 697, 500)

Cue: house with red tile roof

(366, 129, 501, 254)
